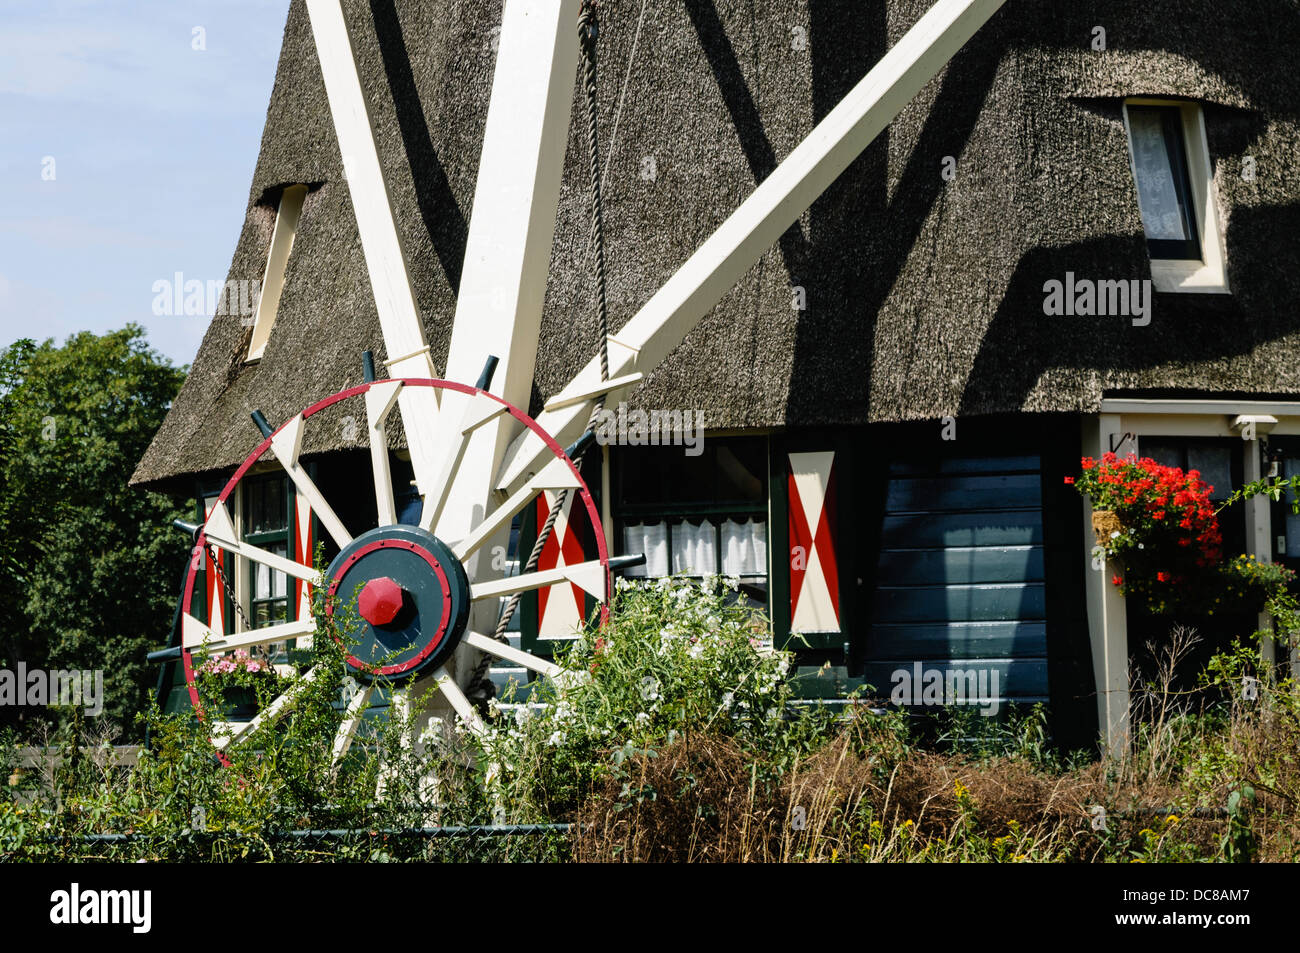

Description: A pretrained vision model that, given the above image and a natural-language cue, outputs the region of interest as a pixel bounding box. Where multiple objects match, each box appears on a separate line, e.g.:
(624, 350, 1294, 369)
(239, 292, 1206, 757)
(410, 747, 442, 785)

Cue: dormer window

(1126, 105, 1200, 260)
(246, 184, 308, 361)
(1122, 99, 1228, 294)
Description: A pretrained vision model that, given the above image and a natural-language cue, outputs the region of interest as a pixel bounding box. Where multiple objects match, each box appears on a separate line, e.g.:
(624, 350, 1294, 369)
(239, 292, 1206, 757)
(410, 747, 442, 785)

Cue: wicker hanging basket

(1091, 508, 1123, 543)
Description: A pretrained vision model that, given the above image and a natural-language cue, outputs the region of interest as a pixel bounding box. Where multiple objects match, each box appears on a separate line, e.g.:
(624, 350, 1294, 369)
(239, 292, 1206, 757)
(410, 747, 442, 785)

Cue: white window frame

(1121, 99, 1229, 295)
(246, 184, 309, 361)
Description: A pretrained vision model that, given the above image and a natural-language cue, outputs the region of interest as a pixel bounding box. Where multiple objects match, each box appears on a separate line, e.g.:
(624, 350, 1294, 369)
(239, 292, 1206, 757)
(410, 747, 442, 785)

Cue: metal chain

(205, 543, 253, 632)
(473, 1, 613, 699)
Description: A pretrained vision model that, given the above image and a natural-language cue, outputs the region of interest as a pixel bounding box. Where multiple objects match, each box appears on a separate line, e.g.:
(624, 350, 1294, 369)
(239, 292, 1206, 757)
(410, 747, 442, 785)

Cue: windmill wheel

(178, 372, 614, 764)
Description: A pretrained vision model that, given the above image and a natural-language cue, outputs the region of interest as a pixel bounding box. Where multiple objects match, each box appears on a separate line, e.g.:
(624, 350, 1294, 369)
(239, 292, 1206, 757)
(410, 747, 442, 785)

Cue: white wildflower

(546, 730, 565, 747)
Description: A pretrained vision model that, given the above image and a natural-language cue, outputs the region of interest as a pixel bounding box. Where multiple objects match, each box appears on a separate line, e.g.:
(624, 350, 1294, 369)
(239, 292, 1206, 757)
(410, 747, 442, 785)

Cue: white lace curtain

(622, 518, 766, 578)
(1127, 107, 1190, 241)
(253, 541, 289, 600)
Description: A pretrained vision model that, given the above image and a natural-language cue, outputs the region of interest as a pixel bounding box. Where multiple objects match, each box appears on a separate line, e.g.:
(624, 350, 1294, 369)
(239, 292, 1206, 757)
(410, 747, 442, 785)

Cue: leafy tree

(0, 326, 188, 736)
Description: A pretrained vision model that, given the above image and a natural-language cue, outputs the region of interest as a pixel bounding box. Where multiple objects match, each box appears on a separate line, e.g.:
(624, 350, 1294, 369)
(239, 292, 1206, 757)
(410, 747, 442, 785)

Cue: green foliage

(3, 578, 1298, 862)
(0, 327, 188, 735)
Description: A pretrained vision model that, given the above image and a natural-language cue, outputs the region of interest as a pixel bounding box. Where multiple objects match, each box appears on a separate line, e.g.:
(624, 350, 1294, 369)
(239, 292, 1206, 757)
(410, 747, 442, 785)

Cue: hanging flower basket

(1070, 452, 1224, 615)
(196, 649, 280, 718)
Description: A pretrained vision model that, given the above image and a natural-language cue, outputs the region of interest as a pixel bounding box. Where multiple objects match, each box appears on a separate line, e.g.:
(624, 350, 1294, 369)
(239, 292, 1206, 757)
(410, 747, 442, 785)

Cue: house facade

(132, 0, 1300, 751)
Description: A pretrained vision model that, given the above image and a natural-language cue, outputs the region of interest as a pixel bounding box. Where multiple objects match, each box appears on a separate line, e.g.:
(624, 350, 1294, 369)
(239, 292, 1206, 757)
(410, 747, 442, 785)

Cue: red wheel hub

(358, 576, 404, 626)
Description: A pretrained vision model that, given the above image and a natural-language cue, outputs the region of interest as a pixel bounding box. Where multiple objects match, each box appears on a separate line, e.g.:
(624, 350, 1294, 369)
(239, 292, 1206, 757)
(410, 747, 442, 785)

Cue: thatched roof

(132, 0, 1300, 490)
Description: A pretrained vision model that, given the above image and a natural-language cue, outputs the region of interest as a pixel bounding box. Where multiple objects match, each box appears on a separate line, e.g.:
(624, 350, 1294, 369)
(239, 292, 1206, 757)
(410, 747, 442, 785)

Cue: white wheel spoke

(463, 631, 566, 679)
(542, 371, 643, 412)
(331, 682, 374, 766)
(365, 380, 404, 526)
(184, 614, 315, 655)
(418, 392, 509, 534)
(269, 413, 353, 547)
(213, 666, 320, 751)
(470, 558, 606, 602)
(204, 500, 321, 584)
(452, 455, 583, 561)
(431, 666, 485, 736)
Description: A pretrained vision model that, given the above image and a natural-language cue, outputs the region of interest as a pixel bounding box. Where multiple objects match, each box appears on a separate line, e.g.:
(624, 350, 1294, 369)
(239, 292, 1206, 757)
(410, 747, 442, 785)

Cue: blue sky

(0, 0, 292, 369)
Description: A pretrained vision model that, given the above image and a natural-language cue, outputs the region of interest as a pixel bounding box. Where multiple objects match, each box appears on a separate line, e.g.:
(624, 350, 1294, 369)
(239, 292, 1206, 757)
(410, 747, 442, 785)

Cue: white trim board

(1100, 399, 1300, 416)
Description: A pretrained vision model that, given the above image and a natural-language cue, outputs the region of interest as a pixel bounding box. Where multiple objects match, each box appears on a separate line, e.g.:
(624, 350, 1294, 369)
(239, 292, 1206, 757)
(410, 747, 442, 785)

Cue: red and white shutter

(202, 496, 227, 635)
(788, 451, 840, 633)
(534, 490, 589, 639)
(293, 491, 314, 641)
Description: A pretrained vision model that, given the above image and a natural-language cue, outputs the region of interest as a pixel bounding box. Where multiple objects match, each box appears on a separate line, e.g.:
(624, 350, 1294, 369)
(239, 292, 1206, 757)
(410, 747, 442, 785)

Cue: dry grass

(573, 629, 1300, 862)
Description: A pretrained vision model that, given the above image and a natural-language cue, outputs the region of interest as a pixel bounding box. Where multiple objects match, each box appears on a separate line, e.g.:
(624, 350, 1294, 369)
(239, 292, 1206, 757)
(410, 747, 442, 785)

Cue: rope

(479, 0, 613, 677)
(577, 0, 611, 391)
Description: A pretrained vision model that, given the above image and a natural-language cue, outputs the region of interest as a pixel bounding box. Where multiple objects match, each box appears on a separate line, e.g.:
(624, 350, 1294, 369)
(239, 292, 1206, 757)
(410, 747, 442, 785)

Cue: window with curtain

(242, 473, 291, 628)
(1125, 104, 1201, 261)
(615, 437, 769, 606)
(1140, 436, 1245, 558)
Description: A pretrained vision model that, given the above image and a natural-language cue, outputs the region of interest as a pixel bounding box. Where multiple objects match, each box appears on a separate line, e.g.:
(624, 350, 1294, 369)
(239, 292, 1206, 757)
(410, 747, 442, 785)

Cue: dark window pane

(1186, 445, 1233, 501)
(245, 476, 289, 534)
(664, 446, 717, 504)
(1141, 439, 1184, 471)
(618, 447, 666, 506)
(1286, 456, 1300, 558)
(715, 440, 766, 503)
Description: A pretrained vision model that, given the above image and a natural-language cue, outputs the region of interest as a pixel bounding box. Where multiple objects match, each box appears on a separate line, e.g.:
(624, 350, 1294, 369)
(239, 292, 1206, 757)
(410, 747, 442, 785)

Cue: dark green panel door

(866, 454, 1049, 708)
